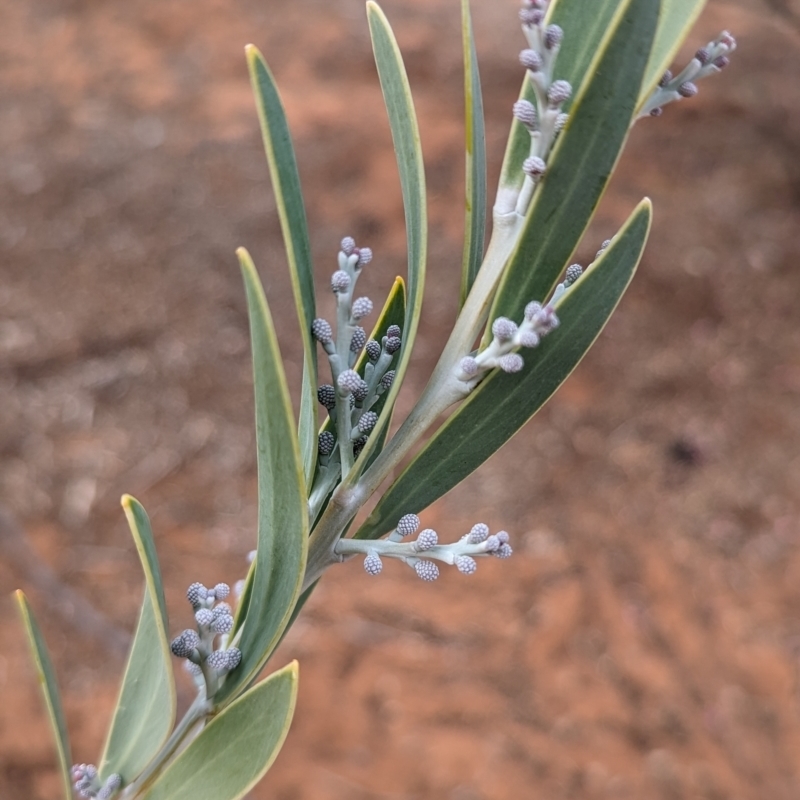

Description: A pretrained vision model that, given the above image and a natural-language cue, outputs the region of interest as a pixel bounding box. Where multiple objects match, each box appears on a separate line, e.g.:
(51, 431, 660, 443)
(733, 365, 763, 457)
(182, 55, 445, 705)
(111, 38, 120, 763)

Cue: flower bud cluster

(334, 516, 512, 581)
(71, 765, 122, 799)
(170, 581, 241, 698)
(511, 2, 572, 214)
(310, 238, 403, 483)
(455, 257, 588, 385)
(639, 30, 736, 118)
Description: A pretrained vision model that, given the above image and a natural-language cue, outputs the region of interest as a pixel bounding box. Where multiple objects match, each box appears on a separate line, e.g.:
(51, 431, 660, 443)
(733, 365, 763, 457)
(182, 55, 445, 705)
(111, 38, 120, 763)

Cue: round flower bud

(513, 99, 538, 130)
(524, 301, 542, 321)
(207, 650, 230, 672)
(183, 659, 203, 676)
(352, 378, 369, 402)
(386, 324, 402, 339)
(496, 531, 510, 544)
(337, 369, 362, 394)
(318, 430, 335, 456)
(554, 112, 569, 133)
(84, 765, 98, 780)
(494, 543, 513, 559)
(695, 47, 710, 65)
(659, 69, 673, 87)
(396, 513, 420, 537)
(492, 317, 518, 342)
(678, 81, 698, 98)
(713, 55, 730, 70)
(544, 24, 563, 50)
(364, 552, 383, 575)
(211, 612, 234, 634)
(355, 247, 373, 266)
(340, 236, 356, 256)
(467, 522, 490, 544)
(649, 107, 663, 117)
(518, 330, 540, 348)
(414, 560, 440, 581)
(547, 79, 572, 106)
(213, 583, 230, 601)
(98, 774, 122, 799)
(459, 356, 479, 377)
(600, 238, 612, 251)
(523, 156, 546, 179)
(186, 582, 207, 607)
(719, 31, 736, 49)
(331, 270, 351, 293)
(226, 647, 242, 669)
(365, 339, 381, 362)
(353, 435, 368, 456)
(379, 370, 395, 390)
(384, 336, 402, 354)
(351, 297, 373, 320)
(358, 411, 379, 434)
(564, 264, 583, 286)
(171, 634, 193, 658)
(350, 326, 366, 353)
(214, 601, 232, 616)
(455, 555, 478, 575)
(317, 384, 336, 409)
(414, 528, 438, 552)
(499, 353, 525, 373)
(195, 608, 213, 627)
(484, 534, 500, 552)
(311, 318, 333, 344)
(519, 48, 543, 72)
(519, 7, 544, 26)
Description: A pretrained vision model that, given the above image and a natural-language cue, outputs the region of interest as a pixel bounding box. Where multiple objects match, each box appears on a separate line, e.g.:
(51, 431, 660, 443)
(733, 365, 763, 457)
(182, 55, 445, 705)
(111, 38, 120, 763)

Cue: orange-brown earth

(2, 1, 800, 798)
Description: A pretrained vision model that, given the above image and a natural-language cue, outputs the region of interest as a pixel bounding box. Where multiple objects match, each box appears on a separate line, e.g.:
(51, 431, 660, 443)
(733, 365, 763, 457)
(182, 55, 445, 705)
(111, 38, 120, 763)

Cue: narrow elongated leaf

(459, 0, 487, 306)
(352, 3, 427, 479)
(142, 662, 298, 800)
(357, 200, 651, 539)
(217, 249, 307, 705)
(15, 591, 72, 800)
(99, 496, 175, 782)
(246, 45, 317, 486)
(488, 0, 658, 330)
(639, 0, 708, 105)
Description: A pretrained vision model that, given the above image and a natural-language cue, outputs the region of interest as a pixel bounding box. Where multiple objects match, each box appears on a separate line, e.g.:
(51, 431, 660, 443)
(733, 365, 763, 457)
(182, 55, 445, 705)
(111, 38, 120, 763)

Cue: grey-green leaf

(459, 0, 487, 306)
(488, 0, 659, 331)
(356, 199, 651, 540)
(216, 249, 308, 705)
(15, 591, 73, 800)
(246, 45, 318, 487)
(98, 496, 176, 782)
(141, 662, 298, 800)
(639, 0, 708, 105)
(351, 2, 427, 480)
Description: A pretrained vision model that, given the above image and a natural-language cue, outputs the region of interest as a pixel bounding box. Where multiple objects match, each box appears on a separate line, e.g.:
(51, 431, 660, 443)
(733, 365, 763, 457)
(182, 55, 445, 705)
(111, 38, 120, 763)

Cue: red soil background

(2, 0, 800, 797)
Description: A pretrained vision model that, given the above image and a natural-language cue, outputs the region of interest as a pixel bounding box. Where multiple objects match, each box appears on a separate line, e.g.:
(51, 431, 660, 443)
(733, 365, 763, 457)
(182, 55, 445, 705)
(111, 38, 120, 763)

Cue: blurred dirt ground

(2, 0, 800, 798)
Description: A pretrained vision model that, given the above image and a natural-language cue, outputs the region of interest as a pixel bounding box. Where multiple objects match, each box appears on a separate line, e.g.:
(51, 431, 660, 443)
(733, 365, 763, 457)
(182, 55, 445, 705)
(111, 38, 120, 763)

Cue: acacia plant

(15, 1, 735, 798)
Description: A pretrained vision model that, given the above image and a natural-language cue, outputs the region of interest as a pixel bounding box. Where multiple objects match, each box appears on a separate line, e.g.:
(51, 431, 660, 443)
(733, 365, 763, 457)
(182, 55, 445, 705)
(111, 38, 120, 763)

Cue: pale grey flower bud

(519, 48, 543, 72)
(211, 613, 233, 635)
(518, 330, 540, 348)
(353, 435, 368, 456)
(396, 513, 420, 537)
(386, 324, 402, 338)
(492, 316, 518, 342)
(181, 629, 200, 650)
(207, 650, 230, 672)
(659, 69, 673, 87)
(340, 236, 356, 256)
(364, 552, 383, 575)
(713, 55, 730, 70)
(385, 336, 402, 354)
(350, 326, 366, 353)
(544, 24, 563, 50)
(317, 384, 336, 409)
(414, 560, 440, 581)
(523, 156, 546, 179)
(513, 99, 538, 131)
(365, 339, 381, 362)
(183, 660, 203, 677)
(186, 582, 207, 607)
(496, 531, 510, 544)
(460, 356, 479, 376)
(649, 107, 664, 117)
(495, 543, 513, 559)
(467, 522, 489, 544)
(337, 369, 362, 394)
(678, 81, 698, 98)
(455, 555, 478, 575)
(226, 647, 242, 669)
(311, 318, 333, 344)
(499, 353, 525, 373)
(379, 370, 395, 390)
(213, 583, 230, 601)
(355, 247, 373, 266)
(352, 378, 369, 402)
(351, 297, 373, 320)
(358, 411, 379, 434)
(695, 47, 710, 65)
(331, 270, 351, 293)
(554, 112, 569, 133)
(564, 264, 583, 286)
(484, 534, 500, 552)
(171, 634, 193, 658)
(318, 430, 335, 456)
(547, 79, 572, 106)
(195, 608, 213, 627)
(414, 528, 438, 552)
(519, 7, 544, 26)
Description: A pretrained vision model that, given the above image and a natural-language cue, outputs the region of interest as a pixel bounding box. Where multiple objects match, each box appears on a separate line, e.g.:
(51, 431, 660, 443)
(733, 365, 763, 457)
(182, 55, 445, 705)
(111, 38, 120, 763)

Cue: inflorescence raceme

(640, 30, 737, 118)
(311, 237, 401, 483)
(334, 514, 512, 581)
(513, 0, 570, 215)
(169, 581, 241, 699)
(71, 765, 122, 799)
